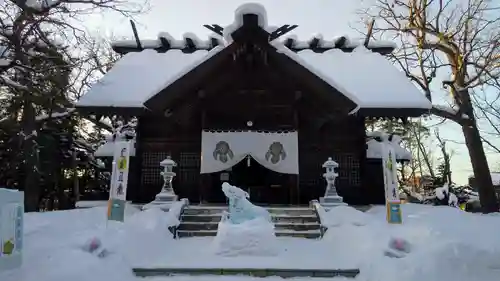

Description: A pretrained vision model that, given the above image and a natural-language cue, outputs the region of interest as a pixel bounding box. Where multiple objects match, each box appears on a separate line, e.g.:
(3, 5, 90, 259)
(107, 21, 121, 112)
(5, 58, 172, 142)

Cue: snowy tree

(0, 0, 145, 211)
(362, 0, 500, 213)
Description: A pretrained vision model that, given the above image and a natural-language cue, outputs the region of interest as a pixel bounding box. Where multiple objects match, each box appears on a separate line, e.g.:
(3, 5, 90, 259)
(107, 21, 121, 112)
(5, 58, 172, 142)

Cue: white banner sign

(201, 131, 299, 174)
(109, 141, 132, 201)
(382, 142, 399, 201)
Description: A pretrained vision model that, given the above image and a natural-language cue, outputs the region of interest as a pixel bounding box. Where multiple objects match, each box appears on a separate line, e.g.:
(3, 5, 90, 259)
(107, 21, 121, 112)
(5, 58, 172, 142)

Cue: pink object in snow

(389, 237, 411, 253)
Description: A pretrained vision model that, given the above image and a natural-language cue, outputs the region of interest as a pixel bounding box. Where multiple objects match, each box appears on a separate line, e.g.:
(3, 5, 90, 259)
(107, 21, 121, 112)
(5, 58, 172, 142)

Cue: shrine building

(76, 4, 431, 206)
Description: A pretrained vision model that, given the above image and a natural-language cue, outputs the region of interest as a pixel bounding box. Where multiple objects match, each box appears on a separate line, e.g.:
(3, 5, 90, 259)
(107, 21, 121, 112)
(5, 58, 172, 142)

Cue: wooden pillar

(293, 96, 301, 205)
(199, 97, 210, 204)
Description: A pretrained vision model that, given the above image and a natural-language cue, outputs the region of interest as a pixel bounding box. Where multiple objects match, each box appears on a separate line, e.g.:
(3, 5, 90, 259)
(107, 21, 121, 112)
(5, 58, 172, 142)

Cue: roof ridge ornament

(111, 3, 395, 55)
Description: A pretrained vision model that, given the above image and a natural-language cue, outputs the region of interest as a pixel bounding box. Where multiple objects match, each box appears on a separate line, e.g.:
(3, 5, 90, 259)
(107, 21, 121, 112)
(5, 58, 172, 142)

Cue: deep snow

(1, 203, 500, 281)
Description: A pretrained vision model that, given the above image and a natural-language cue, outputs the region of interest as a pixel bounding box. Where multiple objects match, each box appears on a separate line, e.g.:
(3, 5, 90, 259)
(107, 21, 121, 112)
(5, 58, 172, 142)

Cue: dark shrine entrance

(207, 157, 291, 205)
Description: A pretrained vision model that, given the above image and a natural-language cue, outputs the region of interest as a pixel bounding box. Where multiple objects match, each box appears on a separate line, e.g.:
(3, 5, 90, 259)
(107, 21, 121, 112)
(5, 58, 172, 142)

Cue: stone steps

(178, 221, 320, 231)
(177, 229, 322, 239)
(181, 214, 318, 223)
(177, 205, 322, 239)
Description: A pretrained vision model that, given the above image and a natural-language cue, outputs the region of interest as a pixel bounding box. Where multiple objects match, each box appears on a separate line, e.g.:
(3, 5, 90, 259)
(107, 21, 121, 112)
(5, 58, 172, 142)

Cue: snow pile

(401, 242, 500, 281)
(3, 201, 500, 281)
(0, 206, 179, 281)
(435, 183, 459, 207)
(366, 131, 412, 161)
(322, 205, 369, 227)
(211, 215, 278, 257)
(359, 204, 500, 281)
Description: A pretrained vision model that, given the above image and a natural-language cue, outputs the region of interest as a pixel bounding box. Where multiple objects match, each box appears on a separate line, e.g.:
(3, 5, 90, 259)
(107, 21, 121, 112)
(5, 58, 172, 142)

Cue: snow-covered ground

(1, 204, 500, 281)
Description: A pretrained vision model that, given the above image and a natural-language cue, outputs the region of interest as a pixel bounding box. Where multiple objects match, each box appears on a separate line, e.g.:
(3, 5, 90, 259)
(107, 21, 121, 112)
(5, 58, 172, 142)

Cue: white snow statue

(221, 182, 271, 224)
(211, 182, 278, 256)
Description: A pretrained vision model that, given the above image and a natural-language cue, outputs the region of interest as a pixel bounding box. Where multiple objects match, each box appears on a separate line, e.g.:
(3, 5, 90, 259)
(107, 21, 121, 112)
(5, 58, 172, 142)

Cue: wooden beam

(130, 20, 142, 49)
(269, 24, 298, 41)
(363, 19, 375, 47)
(203, 24, 224, 36)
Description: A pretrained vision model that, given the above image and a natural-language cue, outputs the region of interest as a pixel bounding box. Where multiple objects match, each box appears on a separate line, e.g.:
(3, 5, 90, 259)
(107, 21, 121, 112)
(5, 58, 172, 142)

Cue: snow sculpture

(320, 157, 346, 207)
(221, 182, 271, 224)
(211, 182, 278, 256)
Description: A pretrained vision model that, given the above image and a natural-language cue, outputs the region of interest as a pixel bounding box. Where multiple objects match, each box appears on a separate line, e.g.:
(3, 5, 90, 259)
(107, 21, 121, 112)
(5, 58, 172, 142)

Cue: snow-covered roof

(273, 43, 431, 111)
(94, 139, 136, 157)
(76, 48, 223, 108)
(77, 3, 430, 112)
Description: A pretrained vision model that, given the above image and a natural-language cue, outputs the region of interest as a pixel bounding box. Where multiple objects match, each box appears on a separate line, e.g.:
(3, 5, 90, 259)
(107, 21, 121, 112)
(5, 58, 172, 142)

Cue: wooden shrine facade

(77, 11, 430, 205)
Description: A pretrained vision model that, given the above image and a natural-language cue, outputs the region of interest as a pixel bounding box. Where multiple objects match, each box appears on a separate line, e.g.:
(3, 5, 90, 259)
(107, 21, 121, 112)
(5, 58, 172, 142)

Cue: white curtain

(200, 131, 299, 174)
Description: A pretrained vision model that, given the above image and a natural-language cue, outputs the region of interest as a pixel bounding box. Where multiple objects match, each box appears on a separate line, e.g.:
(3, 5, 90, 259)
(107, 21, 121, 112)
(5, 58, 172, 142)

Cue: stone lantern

(320, 157, 345, 207)
(144, 156, 178, 210)
(156, 156, 178, 202)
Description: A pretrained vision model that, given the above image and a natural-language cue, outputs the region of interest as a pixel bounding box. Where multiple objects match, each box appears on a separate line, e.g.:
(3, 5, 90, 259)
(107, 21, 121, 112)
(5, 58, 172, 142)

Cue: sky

(82, 0, 500, 185)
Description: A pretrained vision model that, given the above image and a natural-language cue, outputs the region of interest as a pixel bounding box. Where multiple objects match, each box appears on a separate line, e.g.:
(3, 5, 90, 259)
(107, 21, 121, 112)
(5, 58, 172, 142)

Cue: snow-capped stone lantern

(156, 156, 178, 201)
(144, 156, 178, 210)
(320, 157, 345, 207)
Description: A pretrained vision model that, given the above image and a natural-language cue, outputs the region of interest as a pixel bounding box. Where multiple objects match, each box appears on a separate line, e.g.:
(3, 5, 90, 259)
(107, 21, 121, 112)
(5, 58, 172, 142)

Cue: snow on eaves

(273, 42, 431, 110)
(76, 47, 224, 108)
